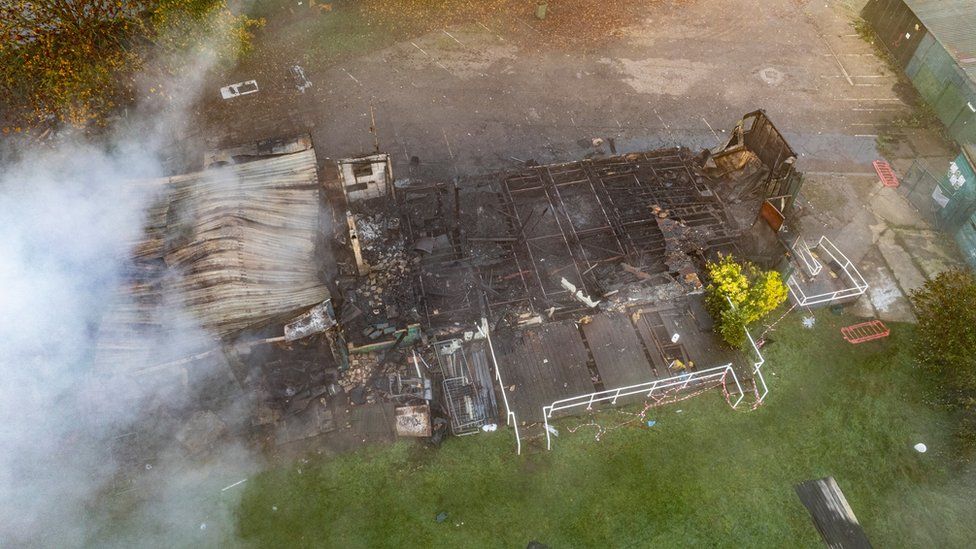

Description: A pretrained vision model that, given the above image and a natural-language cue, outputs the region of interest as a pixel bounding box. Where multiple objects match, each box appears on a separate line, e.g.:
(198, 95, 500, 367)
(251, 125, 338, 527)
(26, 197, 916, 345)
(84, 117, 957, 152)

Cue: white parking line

(411, 41, 453, 75)
(701, 116, 721, 144)
(477, 21, 507, 42)
(835, 98, 903, 102)
(443, 128, 454, 159)
(822, 75, 888, 78)
(411, 42, 430, 57)
(818, 34, 854, 86)
(443, 29, 464, 46)
(341, 68, 361, 86)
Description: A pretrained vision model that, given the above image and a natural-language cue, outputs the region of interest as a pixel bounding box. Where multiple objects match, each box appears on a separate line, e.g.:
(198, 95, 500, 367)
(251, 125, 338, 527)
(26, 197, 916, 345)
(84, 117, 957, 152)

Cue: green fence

(906, 34, 976, 145)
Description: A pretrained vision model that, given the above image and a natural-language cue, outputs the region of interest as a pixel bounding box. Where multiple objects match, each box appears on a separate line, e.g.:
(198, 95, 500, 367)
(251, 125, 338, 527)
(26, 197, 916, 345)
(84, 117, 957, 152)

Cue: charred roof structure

(326, 111, 824, 451)
(92, 138, 334, 407)
(94, 112, 864, 458)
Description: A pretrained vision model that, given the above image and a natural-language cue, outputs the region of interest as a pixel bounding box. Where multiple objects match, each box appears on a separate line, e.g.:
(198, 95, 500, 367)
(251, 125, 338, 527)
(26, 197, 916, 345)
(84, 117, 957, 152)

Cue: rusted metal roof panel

(905, 0, 976, 77)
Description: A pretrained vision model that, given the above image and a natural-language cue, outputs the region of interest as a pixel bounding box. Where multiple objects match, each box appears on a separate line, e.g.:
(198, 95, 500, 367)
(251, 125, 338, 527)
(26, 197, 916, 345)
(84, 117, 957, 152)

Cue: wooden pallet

(872, 160, 899, 188)
(841, 320, 890, 344)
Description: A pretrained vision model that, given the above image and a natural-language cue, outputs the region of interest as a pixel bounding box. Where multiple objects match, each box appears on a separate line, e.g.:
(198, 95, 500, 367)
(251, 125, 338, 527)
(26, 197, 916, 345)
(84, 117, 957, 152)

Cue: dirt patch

(600, 56, 713, 96)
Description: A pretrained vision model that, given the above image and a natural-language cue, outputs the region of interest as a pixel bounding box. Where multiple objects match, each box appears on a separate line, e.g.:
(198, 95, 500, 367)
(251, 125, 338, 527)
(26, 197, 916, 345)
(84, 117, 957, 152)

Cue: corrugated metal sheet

(864, 1, 976, 145)
(93, 147, 329, 375)
(862, 0, 926, 68)
(904, 0, 976, 79)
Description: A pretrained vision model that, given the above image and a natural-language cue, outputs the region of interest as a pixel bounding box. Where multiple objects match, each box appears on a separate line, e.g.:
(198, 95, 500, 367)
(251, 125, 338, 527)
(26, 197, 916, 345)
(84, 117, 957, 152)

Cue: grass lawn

(235, 312, 976, 547)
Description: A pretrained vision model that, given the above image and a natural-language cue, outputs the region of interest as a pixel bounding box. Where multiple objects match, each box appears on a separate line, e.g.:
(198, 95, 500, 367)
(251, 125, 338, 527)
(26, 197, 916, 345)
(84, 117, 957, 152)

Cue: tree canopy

(911, 268, 976, 453)
(0, 0, 261, 130)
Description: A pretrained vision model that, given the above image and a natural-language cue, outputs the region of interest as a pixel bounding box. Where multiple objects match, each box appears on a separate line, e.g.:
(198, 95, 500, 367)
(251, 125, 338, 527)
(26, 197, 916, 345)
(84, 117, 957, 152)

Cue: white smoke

(0, 26, 261, 548)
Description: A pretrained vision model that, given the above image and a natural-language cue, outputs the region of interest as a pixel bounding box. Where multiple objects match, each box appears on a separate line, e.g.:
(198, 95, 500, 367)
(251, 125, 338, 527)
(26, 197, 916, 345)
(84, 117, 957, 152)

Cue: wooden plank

(633, 311, 668, 378)
(582, 312, 654, 389)
(795, 477, 873, 548)
(497, 320, 594, 422)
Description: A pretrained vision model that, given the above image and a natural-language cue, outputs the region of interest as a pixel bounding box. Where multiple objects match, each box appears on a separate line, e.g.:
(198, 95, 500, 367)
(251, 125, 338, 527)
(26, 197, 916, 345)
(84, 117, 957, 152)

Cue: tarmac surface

(195, 0, 964, 322)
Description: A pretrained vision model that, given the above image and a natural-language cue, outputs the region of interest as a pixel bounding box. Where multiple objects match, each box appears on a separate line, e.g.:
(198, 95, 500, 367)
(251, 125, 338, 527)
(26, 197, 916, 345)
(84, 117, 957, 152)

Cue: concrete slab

(831, 210, 885, 265)
(877, 230, 927, 294)
(867, 187, 930, 229)
(859, 248, 916, 323)
(891, 228, 963, 279)
(904, 129, 957, 158)
(846, 291, 876, 319)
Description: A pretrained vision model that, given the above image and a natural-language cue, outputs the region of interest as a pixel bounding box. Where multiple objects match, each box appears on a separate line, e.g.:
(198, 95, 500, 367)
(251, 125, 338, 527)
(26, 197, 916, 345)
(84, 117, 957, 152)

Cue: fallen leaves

(357, 0, 668, 50)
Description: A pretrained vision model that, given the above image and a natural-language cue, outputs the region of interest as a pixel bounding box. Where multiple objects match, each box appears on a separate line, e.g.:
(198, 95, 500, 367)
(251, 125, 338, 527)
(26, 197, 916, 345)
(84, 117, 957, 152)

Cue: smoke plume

(0, 25, 260, 548)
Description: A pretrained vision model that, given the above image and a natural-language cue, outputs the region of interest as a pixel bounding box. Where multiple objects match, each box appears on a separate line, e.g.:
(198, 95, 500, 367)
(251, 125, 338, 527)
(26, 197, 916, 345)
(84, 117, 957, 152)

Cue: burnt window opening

(352, 162, 374, 179)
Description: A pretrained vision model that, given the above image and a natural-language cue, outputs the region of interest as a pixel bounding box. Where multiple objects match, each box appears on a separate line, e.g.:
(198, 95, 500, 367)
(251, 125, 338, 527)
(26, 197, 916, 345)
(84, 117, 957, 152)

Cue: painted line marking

(443, 128, 454, 159)
(822, 75, 888, 79)
(835, 98, 902, 101)
(443, 29, 463, 46)
(806, 171, 876, 176)
(819, 34, 854, 86)
(411, 41, 453, 75)
(221, 479, 247, 492)
(477, 21, 507, 41)
(514, 17, 541, 34)
(701, 116, 721, 144)
(411, 42, 430, 56)
(341, 68, 361, 86)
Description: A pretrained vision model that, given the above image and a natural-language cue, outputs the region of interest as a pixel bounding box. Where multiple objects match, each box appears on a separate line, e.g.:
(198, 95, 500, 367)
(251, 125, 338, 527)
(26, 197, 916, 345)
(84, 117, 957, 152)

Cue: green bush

(911, 269, 976, 453)
(705, 255, 787, 347)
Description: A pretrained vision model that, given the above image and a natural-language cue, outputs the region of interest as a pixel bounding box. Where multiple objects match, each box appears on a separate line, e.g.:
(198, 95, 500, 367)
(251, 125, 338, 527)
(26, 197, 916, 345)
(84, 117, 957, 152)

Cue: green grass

(244, 0, 406, 66)
(235, 313, 975, 547)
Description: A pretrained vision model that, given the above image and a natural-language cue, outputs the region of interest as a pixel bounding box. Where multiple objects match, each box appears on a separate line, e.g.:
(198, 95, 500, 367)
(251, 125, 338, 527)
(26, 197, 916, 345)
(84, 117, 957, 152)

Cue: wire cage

(434, 339, 492, 435)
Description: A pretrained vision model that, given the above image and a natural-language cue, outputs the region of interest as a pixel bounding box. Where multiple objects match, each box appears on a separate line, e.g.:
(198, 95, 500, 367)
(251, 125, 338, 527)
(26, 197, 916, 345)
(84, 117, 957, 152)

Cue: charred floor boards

(495, 298, 744, 422)
(339, 147, 751, 425)
(581, 311, 655, 388)
(390, 147, 742, 332)
(495, 320, 595, 422)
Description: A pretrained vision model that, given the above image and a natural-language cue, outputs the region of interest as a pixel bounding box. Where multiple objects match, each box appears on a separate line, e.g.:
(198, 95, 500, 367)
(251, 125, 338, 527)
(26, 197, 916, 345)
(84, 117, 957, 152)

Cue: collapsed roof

(93, 143, 330, 376)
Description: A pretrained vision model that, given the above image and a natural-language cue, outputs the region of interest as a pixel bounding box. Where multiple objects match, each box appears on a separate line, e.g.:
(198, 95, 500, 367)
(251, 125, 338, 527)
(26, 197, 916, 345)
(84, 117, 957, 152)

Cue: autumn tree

(911, 269, 976, 453)
(0, 0, 261, 130)
(704, 255, 788, 347)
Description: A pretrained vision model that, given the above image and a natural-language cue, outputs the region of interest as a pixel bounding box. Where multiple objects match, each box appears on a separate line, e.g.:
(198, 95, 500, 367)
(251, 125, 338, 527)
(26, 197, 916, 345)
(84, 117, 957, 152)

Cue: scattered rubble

(175, 411, 227, 456)
(101, 109, 807, 464)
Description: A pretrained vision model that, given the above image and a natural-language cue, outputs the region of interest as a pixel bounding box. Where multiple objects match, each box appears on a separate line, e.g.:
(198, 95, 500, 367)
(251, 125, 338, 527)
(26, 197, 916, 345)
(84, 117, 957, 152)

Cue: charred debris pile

(94, 112, 802, 468)
(320, 110, 802, 442)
